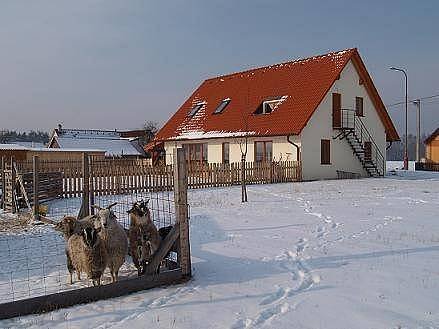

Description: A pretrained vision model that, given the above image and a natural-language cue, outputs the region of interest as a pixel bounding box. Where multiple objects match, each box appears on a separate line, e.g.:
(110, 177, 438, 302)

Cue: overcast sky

(0, 0, 438, 136)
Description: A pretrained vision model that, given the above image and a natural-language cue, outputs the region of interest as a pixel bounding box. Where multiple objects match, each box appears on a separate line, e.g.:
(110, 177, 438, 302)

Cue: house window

(321, 139, 331, 165)
(332, 93, 341, 128)
(222, 142, 230, 164)
(254, 141, 273, 162)
(356, 97, 364, 116)
(183, 143, 208, 164)
(214, 99, 231, 114)
(254, 97, 285, 115)
(188, 103, 204, 117)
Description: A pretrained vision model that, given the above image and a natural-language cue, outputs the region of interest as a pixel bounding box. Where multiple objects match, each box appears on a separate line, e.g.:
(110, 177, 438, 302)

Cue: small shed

(0, 144, 29, 161)
(425, 128, 439, 163)
(48, 125, 148, 158)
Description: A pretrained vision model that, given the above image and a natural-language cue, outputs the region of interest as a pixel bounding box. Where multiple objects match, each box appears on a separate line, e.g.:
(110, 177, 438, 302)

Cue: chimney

(58, 123, 62, 132)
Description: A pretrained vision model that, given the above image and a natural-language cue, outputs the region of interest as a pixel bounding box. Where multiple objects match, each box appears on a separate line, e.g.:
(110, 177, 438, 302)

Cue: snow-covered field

(2, 170, 439, 329)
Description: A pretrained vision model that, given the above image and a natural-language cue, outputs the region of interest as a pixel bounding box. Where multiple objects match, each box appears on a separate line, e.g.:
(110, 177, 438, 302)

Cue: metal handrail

(340, 109, 385, 176)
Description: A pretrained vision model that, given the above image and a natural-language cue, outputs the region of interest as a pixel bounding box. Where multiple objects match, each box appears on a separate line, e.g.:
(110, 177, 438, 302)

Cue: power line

(386, 93, 439, 108)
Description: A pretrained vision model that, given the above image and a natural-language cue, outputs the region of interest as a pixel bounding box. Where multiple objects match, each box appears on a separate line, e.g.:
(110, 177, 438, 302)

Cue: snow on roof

(56, 137, 142, 157)
(0, 143, 104, 153)
(0, 144, 29, 151)
(30, 147, 105, 153)
(11, 141, 46, 148)
(173, 130, 257, 140)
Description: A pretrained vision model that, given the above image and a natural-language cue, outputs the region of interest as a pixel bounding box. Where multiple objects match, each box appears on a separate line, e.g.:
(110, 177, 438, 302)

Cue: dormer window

(254, 96, 287, 115)
(188, 102, 204, 117)
(213, 98, 231, 114)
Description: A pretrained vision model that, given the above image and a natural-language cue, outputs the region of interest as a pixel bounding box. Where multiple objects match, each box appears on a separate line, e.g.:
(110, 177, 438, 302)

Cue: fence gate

(0, 150, 191, 320)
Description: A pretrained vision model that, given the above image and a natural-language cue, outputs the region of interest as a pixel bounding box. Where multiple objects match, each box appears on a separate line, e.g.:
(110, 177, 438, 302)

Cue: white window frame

(262, 99, 283, 114)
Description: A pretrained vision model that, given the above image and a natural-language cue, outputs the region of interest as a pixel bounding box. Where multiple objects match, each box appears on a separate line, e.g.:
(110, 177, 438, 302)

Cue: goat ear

(92, 205, 103, 210)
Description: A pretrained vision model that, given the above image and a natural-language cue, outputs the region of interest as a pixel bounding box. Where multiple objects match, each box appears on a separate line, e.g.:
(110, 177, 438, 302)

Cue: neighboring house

(424, 128, 439, 163)
(48, 125, 147, 158)
(148, 48, 399, 180)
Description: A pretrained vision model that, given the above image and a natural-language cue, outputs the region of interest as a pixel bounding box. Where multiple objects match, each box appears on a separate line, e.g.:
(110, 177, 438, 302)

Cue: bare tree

(235, 98, 251, 203)
(238, 132, 249, 203)
(144, 121, 159, 136)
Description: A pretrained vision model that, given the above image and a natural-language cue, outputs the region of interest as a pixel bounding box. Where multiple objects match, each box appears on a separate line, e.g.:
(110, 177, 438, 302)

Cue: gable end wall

(300, 60, 387, 180)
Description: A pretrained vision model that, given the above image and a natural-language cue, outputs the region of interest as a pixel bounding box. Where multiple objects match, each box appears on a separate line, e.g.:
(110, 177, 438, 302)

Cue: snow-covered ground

(386, 161, 416, 171)
(2, 170, 439, 329)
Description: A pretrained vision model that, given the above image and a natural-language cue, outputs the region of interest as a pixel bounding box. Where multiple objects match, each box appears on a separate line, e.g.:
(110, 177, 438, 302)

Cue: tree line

(386, 133, 428, 161)
(0, 130, 50, 144)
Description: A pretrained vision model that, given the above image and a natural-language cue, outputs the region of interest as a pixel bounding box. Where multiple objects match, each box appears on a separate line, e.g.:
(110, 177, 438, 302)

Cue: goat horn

(107, 202, 118, 209)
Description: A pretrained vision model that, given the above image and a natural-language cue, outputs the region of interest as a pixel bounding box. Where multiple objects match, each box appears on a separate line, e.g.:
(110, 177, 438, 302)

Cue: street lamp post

(390, 67, 409, 170)
(412, 99, 421, 162)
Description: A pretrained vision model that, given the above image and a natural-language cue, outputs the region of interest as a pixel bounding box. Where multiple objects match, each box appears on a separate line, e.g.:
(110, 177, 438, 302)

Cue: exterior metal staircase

(334, 109, 385, 177)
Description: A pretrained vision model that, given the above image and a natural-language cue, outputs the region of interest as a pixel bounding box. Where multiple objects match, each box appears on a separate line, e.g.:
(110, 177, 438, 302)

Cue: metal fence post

(32, 156, 40, 221)
(173, 148, 191, 277)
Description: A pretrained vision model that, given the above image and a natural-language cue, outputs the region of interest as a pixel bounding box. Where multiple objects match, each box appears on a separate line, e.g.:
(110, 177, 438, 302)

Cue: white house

(147, 48, 399, 180)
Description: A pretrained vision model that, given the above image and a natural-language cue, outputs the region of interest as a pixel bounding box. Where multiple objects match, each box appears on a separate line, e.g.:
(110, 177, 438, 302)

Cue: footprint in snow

(252, 302, 290, 327)
(260, 286, 291, 306)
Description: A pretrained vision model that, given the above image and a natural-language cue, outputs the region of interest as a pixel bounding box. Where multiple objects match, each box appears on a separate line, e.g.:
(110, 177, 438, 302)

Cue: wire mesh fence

(0, 151, 190, 319)
(93, 189, 176, 230)
(0, 190, 179, 306)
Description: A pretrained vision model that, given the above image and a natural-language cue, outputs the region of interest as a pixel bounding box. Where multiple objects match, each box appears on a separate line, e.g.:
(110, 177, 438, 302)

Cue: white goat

(93, 203, 128, 282)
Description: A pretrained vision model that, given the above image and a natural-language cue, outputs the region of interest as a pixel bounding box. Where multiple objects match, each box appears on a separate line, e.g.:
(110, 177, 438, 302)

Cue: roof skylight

(188, 103, 204, 117)
(213, 98, 231, 114)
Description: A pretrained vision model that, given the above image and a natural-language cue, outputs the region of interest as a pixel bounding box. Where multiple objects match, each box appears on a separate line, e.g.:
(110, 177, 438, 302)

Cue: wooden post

(89, 155, 95, 215)
(32, 156, 40, 221)
(10, 158, 16, 213)
(80, 153, 90, 218)
(1, 157, 5, 211)
(173, 148, 191, 277)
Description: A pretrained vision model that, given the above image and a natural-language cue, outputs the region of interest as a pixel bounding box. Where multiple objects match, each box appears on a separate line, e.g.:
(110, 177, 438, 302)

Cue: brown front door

(364, 141, 372, 162)
(332, 93, 341, 128)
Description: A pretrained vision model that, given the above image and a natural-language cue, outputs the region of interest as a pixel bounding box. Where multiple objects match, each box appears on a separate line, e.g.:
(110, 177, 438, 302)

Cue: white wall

(300, 60, 387, 180)
(163, 135, 300, 165)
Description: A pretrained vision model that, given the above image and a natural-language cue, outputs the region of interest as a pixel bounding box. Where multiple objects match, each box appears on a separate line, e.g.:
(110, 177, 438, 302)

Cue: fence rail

(4, 158, 301, 207)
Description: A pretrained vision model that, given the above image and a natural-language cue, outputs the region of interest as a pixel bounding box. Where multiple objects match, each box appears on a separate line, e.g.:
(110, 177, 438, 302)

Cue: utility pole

(390, 67, 409, 169)
(412, 99, 421, 162)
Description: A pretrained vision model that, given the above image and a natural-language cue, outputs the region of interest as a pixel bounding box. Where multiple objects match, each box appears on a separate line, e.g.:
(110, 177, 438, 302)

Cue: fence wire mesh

(0, 188, 177, 304)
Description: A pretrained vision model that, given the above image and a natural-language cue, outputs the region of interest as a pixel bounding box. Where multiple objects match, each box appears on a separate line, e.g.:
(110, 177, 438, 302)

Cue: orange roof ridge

(204, 48, 357, 83)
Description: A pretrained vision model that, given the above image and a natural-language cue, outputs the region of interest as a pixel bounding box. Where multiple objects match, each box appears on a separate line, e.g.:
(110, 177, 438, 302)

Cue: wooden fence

(3, 156, 301, 211)
(186, 161, 301, 188)
(415, 162, 439, 172)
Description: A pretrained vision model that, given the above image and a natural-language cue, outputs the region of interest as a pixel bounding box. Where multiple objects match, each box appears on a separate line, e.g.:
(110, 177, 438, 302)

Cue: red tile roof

(151, 48, 399, 147)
